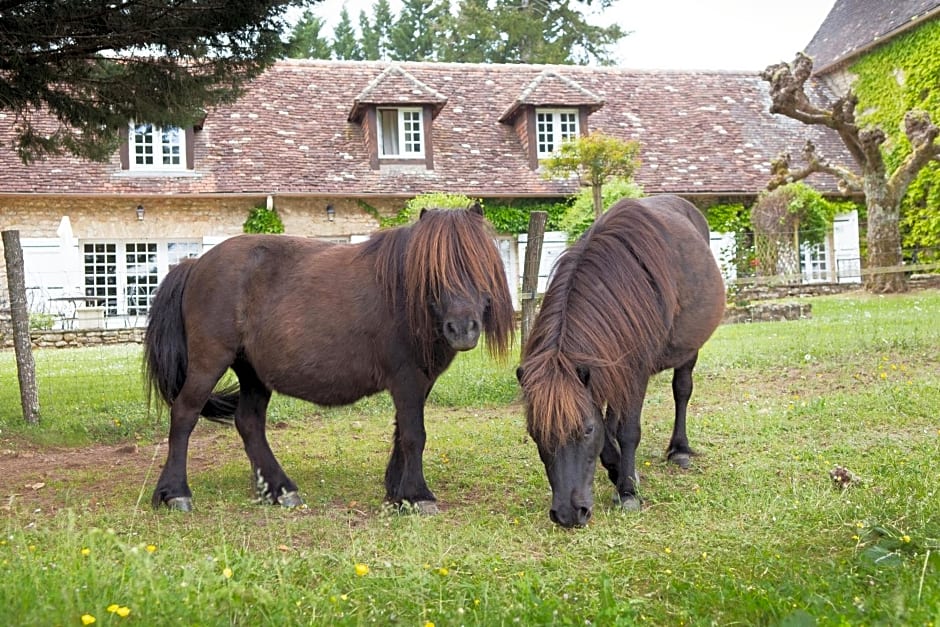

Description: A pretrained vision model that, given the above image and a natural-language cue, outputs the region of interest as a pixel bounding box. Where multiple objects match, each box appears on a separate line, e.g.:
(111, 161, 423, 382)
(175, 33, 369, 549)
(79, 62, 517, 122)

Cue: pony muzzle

(549, 502, 593, 528)
(442, 316, 481, 351)
(549, 489, 594, 528)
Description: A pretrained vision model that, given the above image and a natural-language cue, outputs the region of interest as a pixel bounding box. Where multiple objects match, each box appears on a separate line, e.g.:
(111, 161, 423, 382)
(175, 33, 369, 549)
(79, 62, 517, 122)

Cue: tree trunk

(591, 184, 603, 219)
(2, 230, 41, 423)
(863, 177, 908, 293)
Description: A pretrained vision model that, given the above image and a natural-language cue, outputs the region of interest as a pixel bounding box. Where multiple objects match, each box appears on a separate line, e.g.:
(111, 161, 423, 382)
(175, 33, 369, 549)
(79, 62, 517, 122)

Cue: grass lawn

(1, 289, 938, 625)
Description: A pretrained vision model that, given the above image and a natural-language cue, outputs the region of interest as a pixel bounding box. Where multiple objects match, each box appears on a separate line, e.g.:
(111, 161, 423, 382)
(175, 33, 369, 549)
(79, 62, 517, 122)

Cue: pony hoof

(165, 496, 193, 512)
(277, 491, 304, 508)
(412, 500, 440, 515)
(669, 452, 692, 469)
(617, 495, 641, 512)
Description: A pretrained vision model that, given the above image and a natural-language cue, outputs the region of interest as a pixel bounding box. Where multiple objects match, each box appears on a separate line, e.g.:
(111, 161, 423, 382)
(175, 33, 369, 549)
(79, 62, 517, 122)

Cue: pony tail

(143, 260, 195, 409)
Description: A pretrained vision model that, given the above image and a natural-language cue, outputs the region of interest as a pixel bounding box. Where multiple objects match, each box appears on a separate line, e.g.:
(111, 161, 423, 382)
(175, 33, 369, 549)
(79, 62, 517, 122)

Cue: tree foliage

(300, 0, 626, 65)
(243, 206, 286, 234)
(541, 131, 641, 218)
(285, 10, 333, 59)
(761, 51, 940, 292)
(359, 0, 394, 61)
(0, 0, 310, 163)
(381, 191, 477, 227)
(332, 8, 364, 60)
(559, 177, 644, 241)
(389, 0, 452, 62)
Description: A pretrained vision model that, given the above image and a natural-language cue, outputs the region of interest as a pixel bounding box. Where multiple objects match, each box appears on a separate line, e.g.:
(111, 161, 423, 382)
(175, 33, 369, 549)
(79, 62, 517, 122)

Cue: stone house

(1, 59, 853, 327)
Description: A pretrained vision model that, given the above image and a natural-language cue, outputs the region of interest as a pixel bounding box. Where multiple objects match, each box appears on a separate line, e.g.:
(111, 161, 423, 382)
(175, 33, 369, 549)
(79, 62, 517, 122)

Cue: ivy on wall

(850, 18, 940, 259)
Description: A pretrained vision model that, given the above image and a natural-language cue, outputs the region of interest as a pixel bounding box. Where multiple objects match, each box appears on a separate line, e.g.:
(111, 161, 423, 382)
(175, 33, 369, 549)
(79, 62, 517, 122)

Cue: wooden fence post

(2, 230, 41, 423)
(519, 211, 547, 349)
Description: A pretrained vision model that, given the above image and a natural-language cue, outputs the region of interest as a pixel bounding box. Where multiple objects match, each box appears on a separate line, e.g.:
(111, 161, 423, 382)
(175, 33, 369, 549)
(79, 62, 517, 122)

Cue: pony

(516, 195, 725, 528)
(144, 204, 514, 513)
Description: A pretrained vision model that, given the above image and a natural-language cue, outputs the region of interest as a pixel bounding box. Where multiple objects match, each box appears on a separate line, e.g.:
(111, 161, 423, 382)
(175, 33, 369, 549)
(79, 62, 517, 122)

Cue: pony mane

(520, 199, 680, 448)
(364, 208, 514, 365)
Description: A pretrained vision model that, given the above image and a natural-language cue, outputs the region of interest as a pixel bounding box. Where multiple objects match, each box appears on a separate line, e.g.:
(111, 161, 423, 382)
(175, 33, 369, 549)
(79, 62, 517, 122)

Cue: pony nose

(549, 506, 592, 528)
(443, 317, 481, 350)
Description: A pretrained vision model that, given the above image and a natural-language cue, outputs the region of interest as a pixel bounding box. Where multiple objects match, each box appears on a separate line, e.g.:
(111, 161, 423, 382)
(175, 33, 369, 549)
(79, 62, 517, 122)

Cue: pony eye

(582, 423, 596, 437)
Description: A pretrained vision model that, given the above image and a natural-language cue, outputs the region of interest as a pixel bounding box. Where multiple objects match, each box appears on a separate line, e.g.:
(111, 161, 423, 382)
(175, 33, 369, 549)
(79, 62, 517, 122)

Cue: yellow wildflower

(107, 605, 119, 613)
(354, 563, 370, 577)
(116, 607, 131, 618)
(222, 567, 233, 579)
(81, 548, 91, 556)
(81, 615, 96, 625)
(145, 544, 157, 553)
(902, 535, 911, 543)
(438, 567, 449, 576)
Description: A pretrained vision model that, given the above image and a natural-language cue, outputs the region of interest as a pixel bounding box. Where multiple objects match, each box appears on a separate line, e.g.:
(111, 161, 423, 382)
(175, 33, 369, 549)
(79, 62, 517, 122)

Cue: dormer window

(536, 108, 580, 159)
(130, 123, 185, 170)
(378, 108, 425, 158)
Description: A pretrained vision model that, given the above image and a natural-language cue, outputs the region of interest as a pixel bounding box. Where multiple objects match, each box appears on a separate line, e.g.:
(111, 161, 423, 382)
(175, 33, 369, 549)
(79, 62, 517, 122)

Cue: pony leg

(610, 408, 643, 512)
(601, 381, 648, 512)
(152, 370, 223, 511)
(232, 362, 302, 508)
(384, 388, 436, 514)
(666, 352, 699, 469)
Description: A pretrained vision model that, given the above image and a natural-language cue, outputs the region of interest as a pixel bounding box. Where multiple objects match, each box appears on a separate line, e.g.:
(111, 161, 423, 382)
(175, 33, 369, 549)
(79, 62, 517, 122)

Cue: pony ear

(575, 365, 590, 386)
(515, 366, 524, 382)
(467, 202, 483, 216)
(419, 208, 428, 219)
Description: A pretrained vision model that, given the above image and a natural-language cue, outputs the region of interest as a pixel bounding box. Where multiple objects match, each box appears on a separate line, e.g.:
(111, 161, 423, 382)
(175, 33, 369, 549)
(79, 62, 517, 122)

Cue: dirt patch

(0, 430, 238, 515)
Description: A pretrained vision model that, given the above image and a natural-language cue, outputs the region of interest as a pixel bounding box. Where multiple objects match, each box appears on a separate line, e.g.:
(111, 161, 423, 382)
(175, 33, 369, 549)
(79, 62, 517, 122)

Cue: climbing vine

(850, 18, 940, 260)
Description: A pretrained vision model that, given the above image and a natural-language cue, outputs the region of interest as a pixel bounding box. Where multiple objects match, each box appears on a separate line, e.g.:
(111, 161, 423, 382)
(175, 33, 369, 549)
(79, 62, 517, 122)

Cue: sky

(301, 0, 837, 71)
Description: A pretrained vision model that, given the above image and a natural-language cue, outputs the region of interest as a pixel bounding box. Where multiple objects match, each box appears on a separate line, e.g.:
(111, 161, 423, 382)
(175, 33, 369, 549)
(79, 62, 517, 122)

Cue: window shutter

(119, 125, 129, 170)
(185, 127, 195, 170)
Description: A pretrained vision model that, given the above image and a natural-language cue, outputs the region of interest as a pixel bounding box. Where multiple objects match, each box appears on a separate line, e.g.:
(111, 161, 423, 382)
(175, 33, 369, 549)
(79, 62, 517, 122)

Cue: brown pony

(145, 205, 513, 513)
(516, 195, 725, 528)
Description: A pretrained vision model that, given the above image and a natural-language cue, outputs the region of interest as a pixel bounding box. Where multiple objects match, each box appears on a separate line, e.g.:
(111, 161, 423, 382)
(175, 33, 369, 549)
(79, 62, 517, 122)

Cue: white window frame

(536, 108, 580, 159)
(377, 107, 425, 158)
(129, 122, 186, 170)
(81, 240, 201, 317)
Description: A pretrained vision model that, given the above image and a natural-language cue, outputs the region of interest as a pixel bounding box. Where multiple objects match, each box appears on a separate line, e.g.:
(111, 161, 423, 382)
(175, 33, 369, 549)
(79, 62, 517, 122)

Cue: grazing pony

(145, 205, 513, 512)
(516, 195, 725, 528)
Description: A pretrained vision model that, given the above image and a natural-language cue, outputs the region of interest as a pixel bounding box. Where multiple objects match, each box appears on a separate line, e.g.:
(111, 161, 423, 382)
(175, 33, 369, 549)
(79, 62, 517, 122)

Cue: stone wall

(1, 325, 144, 350)
(722, 302, 812, 324)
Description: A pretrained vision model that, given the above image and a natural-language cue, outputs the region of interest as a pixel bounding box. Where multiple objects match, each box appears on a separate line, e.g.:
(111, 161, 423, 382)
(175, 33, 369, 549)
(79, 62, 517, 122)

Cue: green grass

(1, 290, 939, 626)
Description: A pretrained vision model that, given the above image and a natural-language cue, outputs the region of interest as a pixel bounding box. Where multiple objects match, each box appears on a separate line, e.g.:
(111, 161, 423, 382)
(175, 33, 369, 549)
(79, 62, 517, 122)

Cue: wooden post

(2, 230, 41, 423)
(519, 211, 547, 349)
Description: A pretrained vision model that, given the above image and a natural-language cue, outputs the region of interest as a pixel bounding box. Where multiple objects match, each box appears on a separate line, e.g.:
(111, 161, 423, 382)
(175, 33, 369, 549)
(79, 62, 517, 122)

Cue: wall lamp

(136, 204, 145, 221)
(326, 204, 335, 222)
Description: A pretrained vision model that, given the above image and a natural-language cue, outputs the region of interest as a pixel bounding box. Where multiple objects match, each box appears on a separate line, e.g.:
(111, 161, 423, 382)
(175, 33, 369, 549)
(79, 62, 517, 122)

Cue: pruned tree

(541, 131, 641, 218)
(761, 52, 940, 293)
(1, 0, 311, 164)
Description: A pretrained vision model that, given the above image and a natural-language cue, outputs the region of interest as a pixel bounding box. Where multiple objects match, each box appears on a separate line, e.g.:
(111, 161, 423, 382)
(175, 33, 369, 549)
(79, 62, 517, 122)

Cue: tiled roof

(348, 64, 448, 121)
(804, 0, 940, 73)
(0, 59, 852, 199)
(498, 70, 604, 122)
